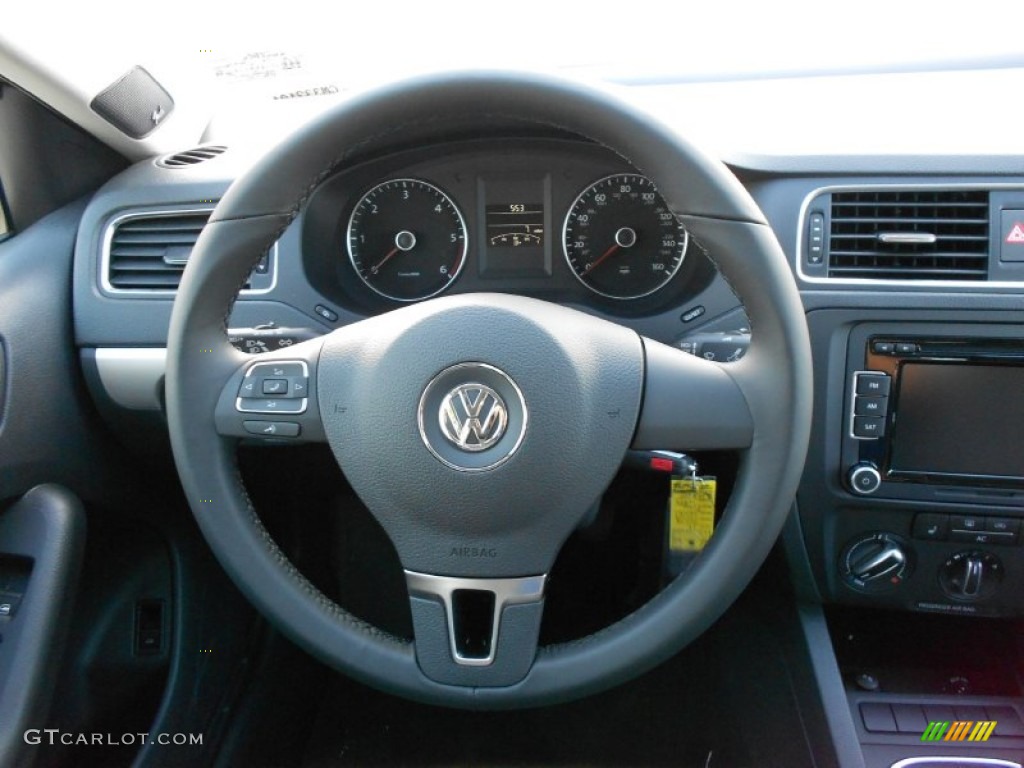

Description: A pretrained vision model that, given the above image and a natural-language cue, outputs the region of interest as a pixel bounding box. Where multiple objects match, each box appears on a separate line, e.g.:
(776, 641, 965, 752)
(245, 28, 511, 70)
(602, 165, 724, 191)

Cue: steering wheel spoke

(214, 337, 328, 444)
(632, 337, 755, 452)
(405, 571, 546, 686)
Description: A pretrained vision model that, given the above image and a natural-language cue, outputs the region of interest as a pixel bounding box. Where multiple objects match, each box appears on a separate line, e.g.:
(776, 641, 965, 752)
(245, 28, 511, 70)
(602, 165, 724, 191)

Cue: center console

(831, 323, 1024, 618)
(793, 311, 1024, 767)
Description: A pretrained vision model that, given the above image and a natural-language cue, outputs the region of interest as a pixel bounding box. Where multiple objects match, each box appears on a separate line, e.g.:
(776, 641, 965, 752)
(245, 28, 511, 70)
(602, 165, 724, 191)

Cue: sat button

(853, 416, 885, 438)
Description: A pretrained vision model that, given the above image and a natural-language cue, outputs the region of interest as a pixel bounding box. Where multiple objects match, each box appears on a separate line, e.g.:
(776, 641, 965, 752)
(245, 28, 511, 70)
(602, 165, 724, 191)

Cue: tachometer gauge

(562, 174, 687, 300)
(347, 179, 468, 301)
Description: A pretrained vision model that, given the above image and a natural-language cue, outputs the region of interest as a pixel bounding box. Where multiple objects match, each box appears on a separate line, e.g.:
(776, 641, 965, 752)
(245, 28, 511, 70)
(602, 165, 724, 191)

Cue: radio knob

(847, 462, 882, 495)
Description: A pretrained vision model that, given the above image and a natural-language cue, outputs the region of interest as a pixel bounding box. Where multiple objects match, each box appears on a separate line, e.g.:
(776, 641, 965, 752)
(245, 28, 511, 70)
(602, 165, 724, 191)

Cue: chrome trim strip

(99, 206, 278, 297)
(93, 347, 167, 411)
(795, 182, 1024, 288)
(877, 232, 938, 245)
(890, 759, 1021, 768)
(405, 571, 546, 667)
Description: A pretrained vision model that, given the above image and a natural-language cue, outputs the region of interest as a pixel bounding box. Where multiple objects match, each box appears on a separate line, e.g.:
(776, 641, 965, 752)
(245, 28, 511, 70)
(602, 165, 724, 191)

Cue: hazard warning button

(1001, 210, 1024, 262)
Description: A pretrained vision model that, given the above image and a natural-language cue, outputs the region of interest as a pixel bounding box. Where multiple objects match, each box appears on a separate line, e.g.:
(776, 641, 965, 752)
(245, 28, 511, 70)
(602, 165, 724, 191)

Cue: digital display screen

(477, 175, 551, 279)
(889, 363, 1024, 480)
(485, 203, 544, 248)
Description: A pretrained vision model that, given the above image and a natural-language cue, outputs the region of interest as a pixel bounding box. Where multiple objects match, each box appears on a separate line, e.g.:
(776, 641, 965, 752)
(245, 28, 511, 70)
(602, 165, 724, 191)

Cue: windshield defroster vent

(106, 211, 211, 290)
(156, 145, 227, 168)
(827, 190, 990, 281)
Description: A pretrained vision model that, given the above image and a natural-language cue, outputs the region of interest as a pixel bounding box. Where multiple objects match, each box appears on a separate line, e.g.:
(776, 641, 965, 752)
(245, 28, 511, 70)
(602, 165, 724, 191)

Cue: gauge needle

(371, 247, 399, 274)
(584, 244, 620, 275)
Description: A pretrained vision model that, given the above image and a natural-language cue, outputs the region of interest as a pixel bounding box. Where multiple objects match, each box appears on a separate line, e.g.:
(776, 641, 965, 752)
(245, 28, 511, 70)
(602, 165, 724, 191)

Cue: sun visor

(90, 65, 173, 139)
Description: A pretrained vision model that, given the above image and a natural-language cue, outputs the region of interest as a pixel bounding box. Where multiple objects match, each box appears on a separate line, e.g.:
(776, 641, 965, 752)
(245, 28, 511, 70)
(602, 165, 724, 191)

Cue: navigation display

(890, 362, 1024, 480)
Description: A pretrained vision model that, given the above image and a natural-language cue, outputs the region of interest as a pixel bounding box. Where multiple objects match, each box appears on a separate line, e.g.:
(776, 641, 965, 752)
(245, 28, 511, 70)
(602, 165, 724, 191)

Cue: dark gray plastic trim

(797, 603, 866, 768)
(0, 485, 85, 767)
(634, 337, 754, 450)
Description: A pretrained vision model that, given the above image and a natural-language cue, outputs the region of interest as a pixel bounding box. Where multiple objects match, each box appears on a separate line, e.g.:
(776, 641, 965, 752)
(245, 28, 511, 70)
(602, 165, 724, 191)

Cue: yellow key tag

(669, 476, 717, 552)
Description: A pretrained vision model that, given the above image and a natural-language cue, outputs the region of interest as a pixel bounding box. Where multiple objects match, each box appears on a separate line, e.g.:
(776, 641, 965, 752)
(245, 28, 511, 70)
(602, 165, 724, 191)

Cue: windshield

(5, 1, 1023, 97)
(3, 1, 1022, 158)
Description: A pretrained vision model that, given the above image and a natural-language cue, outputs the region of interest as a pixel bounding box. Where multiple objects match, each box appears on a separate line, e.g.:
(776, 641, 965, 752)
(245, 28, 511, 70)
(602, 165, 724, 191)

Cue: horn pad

(317, 292, 644, 578)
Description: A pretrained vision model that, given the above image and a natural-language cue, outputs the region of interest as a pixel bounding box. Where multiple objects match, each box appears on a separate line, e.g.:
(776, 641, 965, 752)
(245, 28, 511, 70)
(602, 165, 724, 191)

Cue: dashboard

(36, 72, 1023, 762)
(73, 137, 743, 356)
(71, 125, 1024, 625)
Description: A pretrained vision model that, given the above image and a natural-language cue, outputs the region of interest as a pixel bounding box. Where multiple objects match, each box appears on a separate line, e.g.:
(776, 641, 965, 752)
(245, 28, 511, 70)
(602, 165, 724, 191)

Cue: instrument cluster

(301, 139, 715, 316)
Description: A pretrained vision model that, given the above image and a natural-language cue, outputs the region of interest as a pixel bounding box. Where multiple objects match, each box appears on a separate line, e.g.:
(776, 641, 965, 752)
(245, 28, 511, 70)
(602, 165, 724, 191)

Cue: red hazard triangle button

(1001, 213, 1024, 262)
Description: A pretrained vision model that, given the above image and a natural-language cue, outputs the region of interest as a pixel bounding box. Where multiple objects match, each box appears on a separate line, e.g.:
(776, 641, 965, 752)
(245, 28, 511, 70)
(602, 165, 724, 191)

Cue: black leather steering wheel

(165, 71, 812, 708)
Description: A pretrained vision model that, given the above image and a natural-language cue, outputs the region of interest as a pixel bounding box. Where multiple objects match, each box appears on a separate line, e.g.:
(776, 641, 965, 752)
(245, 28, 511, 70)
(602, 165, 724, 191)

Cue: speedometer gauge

(562, 174, 688, 300)
(347, 178, 468, 302)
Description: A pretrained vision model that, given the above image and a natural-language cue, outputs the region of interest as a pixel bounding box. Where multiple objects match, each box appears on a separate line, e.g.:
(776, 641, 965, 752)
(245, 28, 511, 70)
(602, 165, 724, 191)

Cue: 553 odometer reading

(562, 174, 687, 300)
(347, 178, 468, 302)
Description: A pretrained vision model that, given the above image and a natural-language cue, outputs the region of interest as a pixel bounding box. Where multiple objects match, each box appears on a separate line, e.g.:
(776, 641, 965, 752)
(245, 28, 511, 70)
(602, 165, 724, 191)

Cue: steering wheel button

(243, 421, 300, 438)
(243, 360, 306, 379)
(261, 378, 288, 395)
(236, 397, 306, 414)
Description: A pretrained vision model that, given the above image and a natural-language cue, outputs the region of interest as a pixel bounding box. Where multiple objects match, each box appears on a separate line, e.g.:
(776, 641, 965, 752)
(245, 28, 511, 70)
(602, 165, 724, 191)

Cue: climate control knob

(847, 462, 882, 496)
(939, 551, 1003, 602)
(840, 533, 911, 592)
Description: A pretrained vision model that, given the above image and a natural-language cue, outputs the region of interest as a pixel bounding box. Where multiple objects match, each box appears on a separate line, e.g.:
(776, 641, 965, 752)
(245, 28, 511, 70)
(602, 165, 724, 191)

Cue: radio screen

(890, 363, 1024, 480)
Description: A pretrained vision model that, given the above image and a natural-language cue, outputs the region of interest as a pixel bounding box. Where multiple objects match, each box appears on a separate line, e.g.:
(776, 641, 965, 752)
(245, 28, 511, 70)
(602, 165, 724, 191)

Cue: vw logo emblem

(418, 362, 527, 472)
(438, 384, 508, 452)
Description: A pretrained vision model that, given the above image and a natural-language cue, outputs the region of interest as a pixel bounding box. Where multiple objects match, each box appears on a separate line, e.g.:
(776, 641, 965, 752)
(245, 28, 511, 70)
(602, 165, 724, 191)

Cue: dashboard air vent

(106, 211, 210, 290)
(828, 190, 990, 280)
(156, 145, 227, 168)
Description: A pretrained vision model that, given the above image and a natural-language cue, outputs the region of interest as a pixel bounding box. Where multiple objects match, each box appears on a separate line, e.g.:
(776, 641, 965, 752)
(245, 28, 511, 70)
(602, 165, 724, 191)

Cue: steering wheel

(165, 71, 812, 709)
